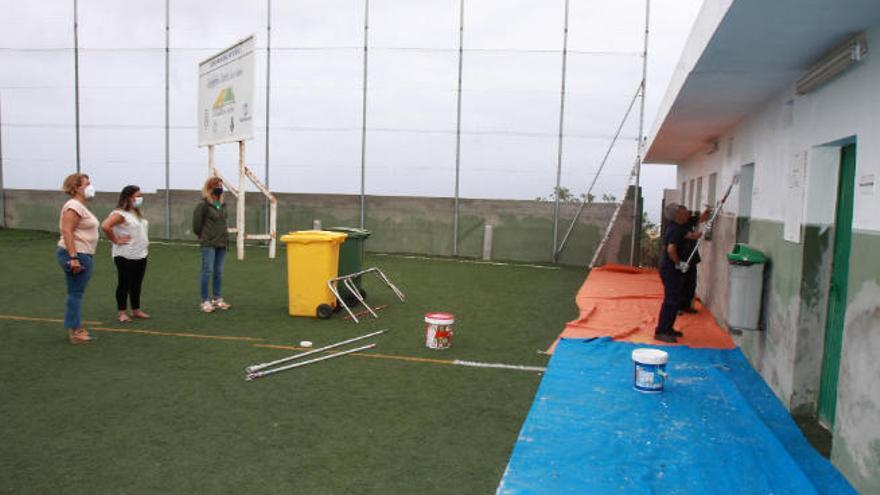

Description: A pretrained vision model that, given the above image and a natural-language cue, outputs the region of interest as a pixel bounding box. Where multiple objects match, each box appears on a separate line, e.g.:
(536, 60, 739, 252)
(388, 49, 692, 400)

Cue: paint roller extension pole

(244, 329, 387, 374)
(246, 343, 377, 381)
(684, 174, 739, 266)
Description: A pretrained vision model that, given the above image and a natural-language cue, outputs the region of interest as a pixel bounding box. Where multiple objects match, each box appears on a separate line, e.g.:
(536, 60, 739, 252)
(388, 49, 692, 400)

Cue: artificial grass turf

(0, 228, 586, 493)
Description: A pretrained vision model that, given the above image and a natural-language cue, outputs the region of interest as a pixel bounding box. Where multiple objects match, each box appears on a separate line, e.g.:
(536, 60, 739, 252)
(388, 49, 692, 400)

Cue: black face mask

(212, 187, 223, 197)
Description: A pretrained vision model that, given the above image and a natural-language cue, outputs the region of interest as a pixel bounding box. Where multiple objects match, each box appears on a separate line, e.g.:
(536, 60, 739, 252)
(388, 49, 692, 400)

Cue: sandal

(117, 312, 132, 323)
(69, 328, 96, 345)
(131, 310, 151, 320)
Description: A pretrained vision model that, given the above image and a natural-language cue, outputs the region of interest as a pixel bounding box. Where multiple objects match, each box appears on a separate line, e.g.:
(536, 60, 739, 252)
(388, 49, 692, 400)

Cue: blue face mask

(133, 197, 144, 208)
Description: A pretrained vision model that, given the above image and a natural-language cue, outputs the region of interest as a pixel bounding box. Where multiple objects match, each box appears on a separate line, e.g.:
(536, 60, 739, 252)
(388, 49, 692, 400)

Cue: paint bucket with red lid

(425, 312, 455, 349)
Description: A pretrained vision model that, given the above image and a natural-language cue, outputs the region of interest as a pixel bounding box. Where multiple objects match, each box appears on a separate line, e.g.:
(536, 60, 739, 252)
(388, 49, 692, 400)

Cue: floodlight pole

(265, 0, 272, 234)
(552, 0, 571, 263)
(164, 0, 171, 239)
(630, 0, 650, 266)
(0, 95, 5, 227)
(452, 0, 465, 256)
(359, 0, 370, 229)
(73, 0, 81, 173)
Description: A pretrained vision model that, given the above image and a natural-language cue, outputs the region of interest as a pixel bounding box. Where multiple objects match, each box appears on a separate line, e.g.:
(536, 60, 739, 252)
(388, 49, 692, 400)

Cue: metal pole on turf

(246, 343, 376, 381)
(245, 329, 387, 373)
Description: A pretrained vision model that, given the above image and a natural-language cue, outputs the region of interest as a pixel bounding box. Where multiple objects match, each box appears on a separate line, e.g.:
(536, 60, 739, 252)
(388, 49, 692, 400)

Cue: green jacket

(193, 200, 229, 247)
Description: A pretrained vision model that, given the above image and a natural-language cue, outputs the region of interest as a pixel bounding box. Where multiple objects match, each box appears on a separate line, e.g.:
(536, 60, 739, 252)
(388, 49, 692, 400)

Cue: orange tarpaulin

(548, 264, 735, 353)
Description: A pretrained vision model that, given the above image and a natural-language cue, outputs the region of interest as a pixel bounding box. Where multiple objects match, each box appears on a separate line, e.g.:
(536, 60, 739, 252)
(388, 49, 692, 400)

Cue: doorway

(817, 143, 856, 428)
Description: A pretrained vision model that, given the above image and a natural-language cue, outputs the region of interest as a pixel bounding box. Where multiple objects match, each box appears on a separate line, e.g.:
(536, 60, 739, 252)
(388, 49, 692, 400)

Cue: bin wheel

(316, 304, 333, 319)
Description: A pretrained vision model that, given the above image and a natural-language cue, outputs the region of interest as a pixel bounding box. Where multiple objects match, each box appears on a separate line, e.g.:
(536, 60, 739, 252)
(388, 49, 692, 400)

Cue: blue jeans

(56, 248, 94, 329)
(200, 246, 226, 302)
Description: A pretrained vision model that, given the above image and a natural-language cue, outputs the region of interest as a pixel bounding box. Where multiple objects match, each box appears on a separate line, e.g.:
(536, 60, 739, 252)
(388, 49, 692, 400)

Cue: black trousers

(656, 265, 684, 334)
(114, 256, 147, 310)
(682, 263, 698, 309)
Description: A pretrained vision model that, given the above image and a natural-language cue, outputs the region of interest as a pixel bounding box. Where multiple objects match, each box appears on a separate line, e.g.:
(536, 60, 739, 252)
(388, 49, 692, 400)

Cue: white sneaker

(200, 301, 215, 313)
(212, 298, 231, 310)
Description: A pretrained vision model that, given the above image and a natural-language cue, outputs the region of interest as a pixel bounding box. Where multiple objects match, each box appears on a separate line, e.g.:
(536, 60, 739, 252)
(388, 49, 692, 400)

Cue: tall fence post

(630, 0, 651, 266)
(552, 0, 571, 263)
(452, 0, 465, 256)
(164, 0, 171, 239)
(265, 0, 272, 234)
(73, 0, 81, 173)
(0, 95, 5, 227)
(359, 0, 370, 229)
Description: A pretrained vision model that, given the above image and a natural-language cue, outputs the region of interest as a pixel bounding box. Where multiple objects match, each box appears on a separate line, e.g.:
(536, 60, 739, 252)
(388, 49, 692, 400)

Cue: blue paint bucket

(632, 348, 669, 393)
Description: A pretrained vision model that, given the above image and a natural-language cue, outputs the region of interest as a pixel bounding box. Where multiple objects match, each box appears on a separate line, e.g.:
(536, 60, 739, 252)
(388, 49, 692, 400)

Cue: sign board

(198, 36, 256, 147)
(784, 151, 807, 243)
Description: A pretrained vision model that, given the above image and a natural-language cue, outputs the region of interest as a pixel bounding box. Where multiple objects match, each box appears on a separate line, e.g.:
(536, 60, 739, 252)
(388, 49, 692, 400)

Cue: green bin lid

(727, 243, 767, 264)
(327, 227, 371, 239)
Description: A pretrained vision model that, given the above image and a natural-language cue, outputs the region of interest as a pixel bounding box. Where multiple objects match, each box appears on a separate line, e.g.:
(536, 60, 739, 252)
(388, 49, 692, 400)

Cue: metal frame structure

(207, 141, 278, 260)
(327, 267, 406, 323)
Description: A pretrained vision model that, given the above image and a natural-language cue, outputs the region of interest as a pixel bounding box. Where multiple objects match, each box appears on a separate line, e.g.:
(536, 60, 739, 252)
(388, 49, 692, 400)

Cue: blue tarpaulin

(496, 338, 855, 495)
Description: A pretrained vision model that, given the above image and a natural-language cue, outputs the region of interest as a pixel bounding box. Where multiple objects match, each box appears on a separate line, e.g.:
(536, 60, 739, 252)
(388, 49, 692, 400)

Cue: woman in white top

(101, 185, 151, 323)
(58, 173, 100, 344)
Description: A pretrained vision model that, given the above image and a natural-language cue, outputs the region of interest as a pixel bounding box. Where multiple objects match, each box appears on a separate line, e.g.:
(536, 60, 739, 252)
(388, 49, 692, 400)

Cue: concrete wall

(0, 188, 634, 267)
(672, 26, 880, 492)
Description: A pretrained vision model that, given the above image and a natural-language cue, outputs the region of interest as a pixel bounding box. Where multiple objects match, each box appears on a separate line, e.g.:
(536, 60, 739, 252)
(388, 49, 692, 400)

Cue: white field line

(373, 253, 560, 270)
(453, 360, 546, 372)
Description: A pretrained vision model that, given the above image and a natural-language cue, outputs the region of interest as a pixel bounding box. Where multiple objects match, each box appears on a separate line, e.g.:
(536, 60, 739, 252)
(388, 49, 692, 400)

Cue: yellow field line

(91, 326, 264, 342)
(2, 314, 539, 372)
(0, 314, 103, 325)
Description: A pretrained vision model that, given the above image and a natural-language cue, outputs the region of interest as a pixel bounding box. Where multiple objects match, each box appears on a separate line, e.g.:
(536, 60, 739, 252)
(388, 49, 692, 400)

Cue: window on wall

(689, 179, 696, 210)
(681, 181, 687, 205)
(708, 173, 718, 206)
(696, 177, 704, 211)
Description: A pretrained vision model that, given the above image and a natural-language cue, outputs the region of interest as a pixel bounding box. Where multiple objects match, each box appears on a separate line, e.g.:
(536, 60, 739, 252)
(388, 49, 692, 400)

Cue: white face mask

(133, 197, 144, 208)
(84, 184, 96, 199)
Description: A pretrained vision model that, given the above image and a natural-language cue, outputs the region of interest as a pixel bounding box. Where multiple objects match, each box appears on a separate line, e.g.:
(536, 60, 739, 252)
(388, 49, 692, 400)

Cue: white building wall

(678, 26, 880, 233)
(673, 26, 880, 493)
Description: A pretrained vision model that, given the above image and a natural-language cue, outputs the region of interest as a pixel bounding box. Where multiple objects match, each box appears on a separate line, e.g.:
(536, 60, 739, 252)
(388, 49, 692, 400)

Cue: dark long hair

(116, 185, 143, 218)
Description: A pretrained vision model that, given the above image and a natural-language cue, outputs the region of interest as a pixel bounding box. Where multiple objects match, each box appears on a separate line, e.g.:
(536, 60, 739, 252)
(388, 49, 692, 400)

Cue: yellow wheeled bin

(280, 230, 348, 318)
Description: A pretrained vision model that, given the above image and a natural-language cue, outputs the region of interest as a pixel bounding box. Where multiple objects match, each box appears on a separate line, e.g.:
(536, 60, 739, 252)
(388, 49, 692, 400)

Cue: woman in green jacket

(193, 177, 232, 313)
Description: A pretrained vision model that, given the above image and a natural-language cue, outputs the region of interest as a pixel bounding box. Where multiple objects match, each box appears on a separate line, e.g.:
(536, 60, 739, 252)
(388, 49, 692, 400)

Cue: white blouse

(110, 209, 149, 260)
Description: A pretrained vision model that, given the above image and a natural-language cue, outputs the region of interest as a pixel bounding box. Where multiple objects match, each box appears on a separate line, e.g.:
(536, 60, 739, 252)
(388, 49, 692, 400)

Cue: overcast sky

(0, 0, 702, 221)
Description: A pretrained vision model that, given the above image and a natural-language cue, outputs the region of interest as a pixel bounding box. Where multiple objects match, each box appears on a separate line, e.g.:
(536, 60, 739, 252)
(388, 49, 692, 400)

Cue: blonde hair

(202, 176, 224, 200)
(62, 173, 89, 197)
